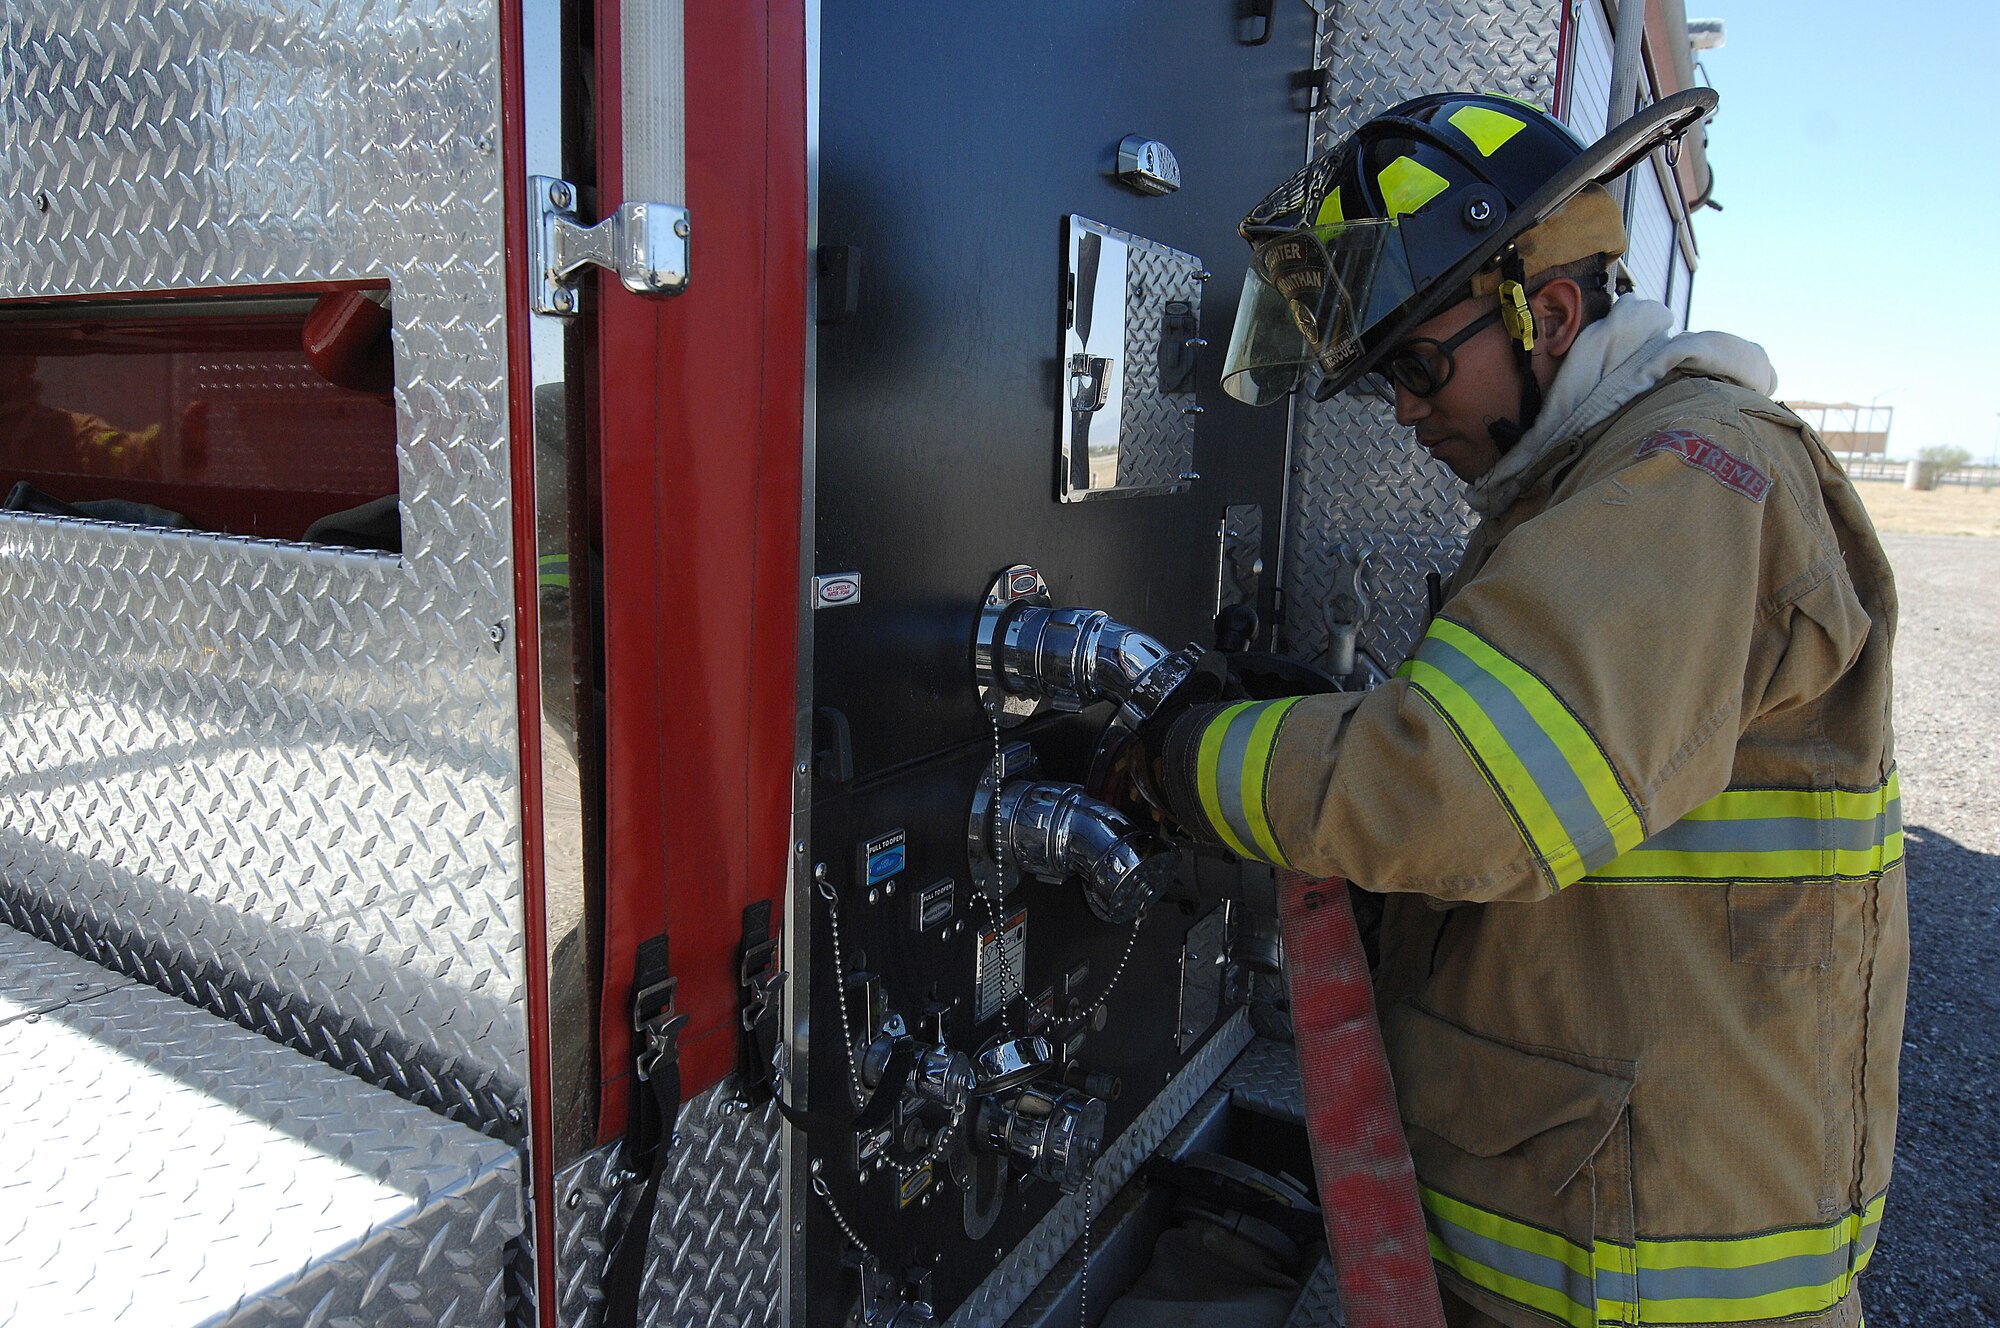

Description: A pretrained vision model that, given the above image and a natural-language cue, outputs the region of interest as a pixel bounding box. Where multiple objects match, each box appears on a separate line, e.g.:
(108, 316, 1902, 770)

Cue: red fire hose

(1277, 870, 1446, 1328)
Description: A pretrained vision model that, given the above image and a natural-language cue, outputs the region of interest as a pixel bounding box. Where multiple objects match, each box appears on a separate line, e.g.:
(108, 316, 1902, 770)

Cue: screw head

(867, 888, 880, 904)
(552, 287, 576, 314)
(486, 622, 506, 645)
(673, 216, 692, 239)
(550, 181, 573, 209)
(33, 190, 50, 213)
(565, 1190, 583, 1209)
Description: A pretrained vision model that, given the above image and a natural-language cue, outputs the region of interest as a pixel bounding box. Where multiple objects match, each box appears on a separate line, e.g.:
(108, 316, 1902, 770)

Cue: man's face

(1387, 296, 1519, 482)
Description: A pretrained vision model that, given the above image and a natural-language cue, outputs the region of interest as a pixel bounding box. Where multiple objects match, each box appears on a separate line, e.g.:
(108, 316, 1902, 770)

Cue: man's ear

(1531, 278, 1588, 358)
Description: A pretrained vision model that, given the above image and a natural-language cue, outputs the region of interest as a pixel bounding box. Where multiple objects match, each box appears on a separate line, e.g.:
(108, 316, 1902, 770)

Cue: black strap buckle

(739, 936, 785, 1032)
(633, 976, 688, 1083)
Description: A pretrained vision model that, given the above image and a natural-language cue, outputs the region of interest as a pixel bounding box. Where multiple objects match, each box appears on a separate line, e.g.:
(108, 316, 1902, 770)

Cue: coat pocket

(1729, 881, 1834, 967)
(1384, 1001, 1638, 1323)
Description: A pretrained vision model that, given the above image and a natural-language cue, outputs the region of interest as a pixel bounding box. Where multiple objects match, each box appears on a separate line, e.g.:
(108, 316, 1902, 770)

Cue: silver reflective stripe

(1638, 1245, 1853, 1303)
(1597, 1263, 1638, 1314)
(1211, 705, 1265, 859)
(1642, 804, 1900, 856)
(1415, 635, 1621, 870)
(1426, 1200, 1595, 1320)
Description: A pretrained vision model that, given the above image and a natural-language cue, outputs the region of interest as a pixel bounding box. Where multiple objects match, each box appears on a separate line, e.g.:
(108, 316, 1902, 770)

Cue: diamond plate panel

(945, 1009, 1255, 1328)
(1284, 1255, 1344, 1327)
(0, 923, 522, 1328)
(1114, 236, 1203, 492)
(552, 1082, 784, 1328)
(0, 915, 134, 1021)
(0, 1, 528, 1133)
(1279, 0, 1561, 671)
(1221, 1034, 1306, 1127)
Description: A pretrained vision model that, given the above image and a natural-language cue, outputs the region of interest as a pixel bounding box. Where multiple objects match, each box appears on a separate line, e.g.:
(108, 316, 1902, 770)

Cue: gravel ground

(1862, 534, 2000, 1325)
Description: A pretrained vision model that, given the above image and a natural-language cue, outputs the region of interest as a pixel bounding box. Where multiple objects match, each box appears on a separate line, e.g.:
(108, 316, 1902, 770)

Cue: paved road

(1865, 535, 2000, 1325)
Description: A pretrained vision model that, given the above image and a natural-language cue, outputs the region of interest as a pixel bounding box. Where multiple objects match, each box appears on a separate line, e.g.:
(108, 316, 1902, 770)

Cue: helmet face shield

(1223, 219, 1416, 405)
(1220, 264, 1310, 406)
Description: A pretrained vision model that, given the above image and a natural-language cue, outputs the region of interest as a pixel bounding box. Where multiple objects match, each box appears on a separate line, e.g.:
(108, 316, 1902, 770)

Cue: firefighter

(1149, 93, 1904, 1328)
(0, 355, 165, 480)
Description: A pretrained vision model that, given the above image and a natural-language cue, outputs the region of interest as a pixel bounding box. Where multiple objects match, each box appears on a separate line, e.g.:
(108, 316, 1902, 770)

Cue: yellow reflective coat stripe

(1423, 1187, 1598, 1328)
(1377, 155, 1451, 218)
(1585, 771, 1902, 883)
(1399, 618, 1643, 888)
(1422, 1185, 1885, 1326)
(1192, 698, 1302, 868)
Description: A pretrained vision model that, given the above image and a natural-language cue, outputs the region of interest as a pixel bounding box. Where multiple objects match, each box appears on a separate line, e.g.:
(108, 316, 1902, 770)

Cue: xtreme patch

(1634, 429, 1771, 501)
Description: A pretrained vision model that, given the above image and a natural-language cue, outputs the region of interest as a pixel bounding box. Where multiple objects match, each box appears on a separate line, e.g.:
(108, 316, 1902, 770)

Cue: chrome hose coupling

(974, 564, 1201, 729)
(970, 779, 1178, 924)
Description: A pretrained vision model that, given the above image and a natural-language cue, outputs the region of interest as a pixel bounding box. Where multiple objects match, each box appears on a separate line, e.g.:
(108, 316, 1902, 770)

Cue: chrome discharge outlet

(862, 1034, 977, 1115)
(974, 564, 1201, 729)
(969, 780, 1179, 924)
(974, 1083, 1108, 1192)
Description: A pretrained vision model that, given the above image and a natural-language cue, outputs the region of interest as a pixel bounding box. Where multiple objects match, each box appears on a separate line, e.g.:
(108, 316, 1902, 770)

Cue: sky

(1685, 0, 1998, 462)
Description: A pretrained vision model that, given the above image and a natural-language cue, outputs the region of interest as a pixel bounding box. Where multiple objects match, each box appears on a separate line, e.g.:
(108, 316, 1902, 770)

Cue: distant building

(1789, 401, 1893, 457)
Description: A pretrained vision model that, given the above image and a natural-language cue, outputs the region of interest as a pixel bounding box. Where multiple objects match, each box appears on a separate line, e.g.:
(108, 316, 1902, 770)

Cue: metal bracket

(529, 175, 690, 317)
(1326, 541, 1375, 679)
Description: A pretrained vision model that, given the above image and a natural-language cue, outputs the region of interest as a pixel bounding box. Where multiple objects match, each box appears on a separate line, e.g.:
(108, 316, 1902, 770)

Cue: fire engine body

(0, 2, 1714, 1326)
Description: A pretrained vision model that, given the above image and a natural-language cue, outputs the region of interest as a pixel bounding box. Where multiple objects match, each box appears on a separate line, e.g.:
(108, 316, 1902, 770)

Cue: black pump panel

(805, 5, 1311, 1322)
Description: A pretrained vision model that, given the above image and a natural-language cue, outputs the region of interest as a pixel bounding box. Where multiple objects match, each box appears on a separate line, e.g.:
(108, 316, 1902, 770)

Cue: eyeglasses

(1353, 305, 1504, 403)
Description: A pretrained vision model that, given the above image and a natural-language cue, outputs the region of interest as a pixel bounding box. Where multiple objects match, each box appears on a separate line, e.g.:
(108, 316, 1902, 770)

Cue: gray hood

(1465, 298, 1779, 517)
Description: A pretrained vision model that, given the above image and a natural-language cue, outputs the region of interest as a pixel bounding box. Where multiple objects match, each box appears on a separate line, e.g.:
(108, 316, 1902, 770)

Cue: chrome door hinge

(528, 175, 690, 316)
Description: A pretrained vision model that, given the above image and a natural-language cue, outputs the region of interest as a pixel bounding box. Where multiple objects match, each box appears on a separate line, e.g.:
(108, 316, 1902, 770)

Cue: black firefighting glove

(1094, 649, 1243, 835)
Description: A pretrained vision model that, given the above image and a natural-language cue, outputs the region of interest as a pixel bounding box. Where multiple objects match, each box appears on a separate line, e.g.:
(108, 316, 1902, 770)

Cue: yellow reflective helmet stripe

(1399, 618, 1644, 889)
(1192, 698, 1302, 869)
(1584, 770, 1902, 884)
(1422, 1185, 1884, 1326)
(1314, 185, 1344, 227)
(1447, 104, 1528, 157)
(1376, 155, 1451, 218)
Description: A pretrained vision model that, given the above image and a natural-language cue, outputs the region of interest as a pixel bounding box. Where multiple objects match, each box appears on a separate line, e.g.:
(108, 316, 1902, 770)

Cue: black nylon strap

(602, 935, 683, 1328)
(736, 900, 783, 1101)
(1490, 248, 1544, 453)
(770, 1039, 916, 1137)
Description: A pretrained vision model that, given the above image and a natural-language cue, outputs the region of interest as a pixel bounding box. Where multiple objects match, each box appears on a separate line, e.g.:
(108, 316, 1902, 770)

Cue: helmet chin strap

(1486, 248, 1544, 452)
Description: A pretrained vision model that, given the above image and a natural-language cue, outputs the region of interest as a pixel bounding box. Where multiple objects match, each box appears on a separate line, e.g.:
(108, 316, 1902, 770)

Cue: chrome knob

(973, 1035, 1053, 1093)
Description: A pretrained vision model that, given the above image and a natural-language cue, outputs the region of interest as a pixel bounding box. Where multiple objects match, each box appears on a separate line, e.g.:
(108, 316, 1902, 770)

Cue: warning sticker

(975, 910, 1027, 1023)
(1634, 429, 1771, 501)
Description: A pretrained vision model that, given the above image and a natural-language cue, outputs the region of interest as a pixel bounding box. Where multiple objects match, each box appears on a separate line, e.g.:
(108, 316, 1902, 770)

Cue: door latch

(528, 175, 690, 317)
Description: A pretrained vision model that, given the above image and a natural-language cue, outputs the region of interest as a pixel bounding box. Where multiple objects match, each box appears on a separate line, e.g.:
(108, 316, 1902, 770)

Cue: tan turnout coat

(1161, 373, 1906, 1327)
